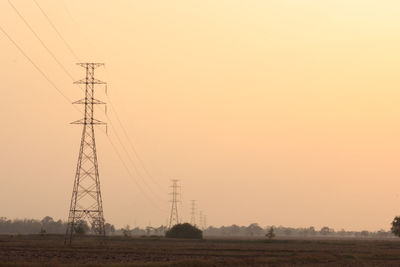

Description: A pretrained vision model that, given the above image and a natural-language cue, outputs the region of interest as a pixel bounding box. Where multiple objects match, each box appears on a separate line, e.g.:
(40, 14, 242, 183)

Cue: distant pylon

(190, 200, 196, 226)
(65, 63, 107, 244)
(199, 210, 203, 229)
(168, 179, 180, 228)
(198, 212, 206, 230)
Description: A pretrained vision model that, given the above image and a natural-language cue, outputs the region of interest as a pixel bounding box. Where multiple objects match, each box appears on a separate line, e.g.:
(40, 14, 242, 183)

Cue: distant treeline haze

(0, 217, 394, 238)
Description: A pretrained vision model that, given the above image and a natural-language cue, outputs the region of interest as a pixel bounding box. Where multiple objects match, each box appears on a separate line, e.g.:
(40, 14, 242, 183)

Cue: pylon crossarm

(73, 98, 106, 105)
(92, 119, 107, 125)
(74, 78, 106, 85)
(71, 119, 106, 125)
(76, 62, 104, 69)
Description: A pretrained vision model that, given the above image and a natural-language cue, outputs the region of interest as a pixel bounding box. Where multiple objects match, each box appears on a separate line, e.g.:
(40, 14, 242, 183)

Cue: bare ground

(1, 235, 400, 266)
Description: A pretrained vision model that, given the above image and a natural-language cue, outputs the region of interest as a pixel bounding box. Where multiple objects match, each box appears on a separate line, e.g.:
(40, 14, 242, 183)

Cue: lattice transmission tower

(65, 63, 107, 244)
(168, 179, 180, 228)
(190, 200, 196, 226)
(199, 211, 203, 229)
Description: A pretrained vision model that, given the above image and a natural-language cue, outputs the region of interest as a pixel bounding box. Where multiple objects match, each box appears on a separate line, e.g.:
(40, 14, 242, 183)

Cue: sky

(1, 0, 400, 231)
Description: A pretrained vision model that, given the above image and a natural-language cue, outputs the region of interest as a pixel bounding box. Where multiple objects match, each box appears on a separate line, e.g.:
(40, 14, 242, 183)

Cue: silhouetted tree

(146, 226, 154, 235)
(320, 226, 333, 235)
(308, 226, 316, 235)
(155, 225, 167, 235)
(105, 223, 115, 235)
(265, 227, 275, 240)
(391, 216, 400, 237)
(41, 216, 54, 225)
(74, 220, 89, 235)
(246, 223, 263, 236)
(229, 224, 241, 236)
(122, 225, 131, 237)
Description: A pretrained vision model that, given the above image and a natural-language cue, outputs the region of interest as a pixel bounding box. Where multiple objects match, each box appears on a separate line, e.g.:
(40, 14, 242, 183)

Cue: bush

(165, 223, 202, 239)
(391, 216, 400, 237)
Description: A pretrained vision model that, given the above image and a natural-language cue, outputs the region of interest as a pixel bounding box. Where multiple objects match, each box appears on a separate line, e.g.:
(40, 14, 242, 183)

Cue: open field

(1, 235, 400, 266)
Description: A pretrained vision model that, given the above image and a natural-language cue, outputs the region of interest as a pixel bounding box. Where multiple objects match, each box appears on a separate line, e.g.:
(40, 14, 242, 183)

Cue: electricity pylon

(199, 211, 203, 229)
(65, 63, 107, 244)
(168, 179, 180, 228)
(190, 200, 196, 226)
(198, 212, 206, 230)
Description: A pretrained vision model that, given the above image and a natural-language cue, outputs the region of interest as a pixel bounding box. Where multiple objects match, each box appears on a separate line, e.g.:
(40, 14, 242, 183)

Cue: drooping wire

(105, 134, 167, 212)
(5, 1, 167, 209)
(14, 0, 158, 188)
(0, 24, 74, 107)
(106, 96, 165, 191)
(0, 21, 164, 211)
(32, 0, 80, 62)
(35, 0, 166, 193)
(29, 0, 163, 195)
(106, 115, 166, 202)
(8, 0, 76, 82)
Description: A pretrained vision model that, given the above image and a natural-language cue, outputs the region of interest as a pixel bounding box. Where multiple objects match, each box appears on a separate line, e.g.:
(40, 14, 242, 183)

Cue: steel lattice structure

(190, 200, 196, 226)
(65, 63, 107, 244)
(168, 179, 180, 228)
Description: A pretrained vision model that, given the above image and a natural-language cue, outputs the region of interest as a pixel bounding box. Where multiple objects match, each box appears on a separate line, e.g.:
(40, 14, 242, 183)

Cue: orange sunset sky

(1, 0, 400, 231)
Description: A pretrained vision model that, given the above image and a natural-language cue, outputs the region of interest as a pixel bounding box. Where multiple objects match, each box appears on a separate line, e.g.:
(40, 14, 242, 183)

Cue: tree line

(204, 224, 393, 238)
(0, 216, 115, 235)
(0, 216, 394, 238)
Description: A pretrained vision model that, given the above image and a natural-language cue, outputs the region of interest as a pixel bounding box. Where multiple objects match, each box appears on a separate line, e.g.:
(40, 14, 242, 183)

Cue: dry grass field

(1, 235, 400, 266)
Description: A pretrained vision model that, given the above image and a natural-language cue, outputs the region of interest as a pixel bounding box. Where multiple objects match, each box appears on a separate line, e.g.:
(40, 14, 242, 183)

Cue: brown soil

(1, 235, 400, 266)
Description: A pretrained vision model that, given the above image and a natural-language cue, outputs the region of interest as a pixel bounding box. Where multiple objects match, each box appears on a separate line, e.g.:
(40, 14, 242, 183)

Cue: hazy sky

(1, 0, 400, 231)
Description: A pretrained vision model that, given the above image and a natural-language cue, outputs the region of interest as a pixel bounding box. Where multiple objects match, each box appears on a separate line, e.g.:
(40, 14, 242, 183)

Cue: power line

(32, 0, 164, 197)
(8, 0, 76, 82)
(30, 0, 162, 196)
(33, 0, 80, 61)
(106, 97, 165, 191)
(5, 1, 166, 212)
(34, 0, 164, 194)
(106, 115, 165, 202)
(0, 22, 163, 211)
(106, 134, 166, 212)
(0, 24, 72, 105)
(12, 0, 162, 202)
